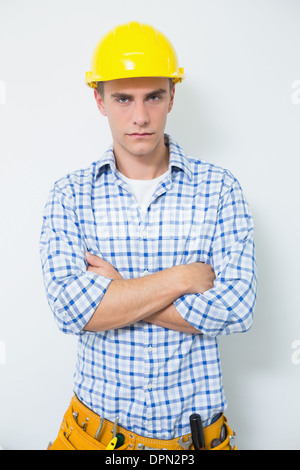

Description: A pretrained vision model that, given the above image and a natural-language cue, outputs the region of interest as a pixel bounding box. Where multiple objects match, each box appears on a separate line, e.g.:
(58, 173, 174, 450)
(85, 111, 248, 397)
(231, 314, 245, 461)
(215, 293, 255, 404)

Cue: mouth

(127, 132, 154, 138)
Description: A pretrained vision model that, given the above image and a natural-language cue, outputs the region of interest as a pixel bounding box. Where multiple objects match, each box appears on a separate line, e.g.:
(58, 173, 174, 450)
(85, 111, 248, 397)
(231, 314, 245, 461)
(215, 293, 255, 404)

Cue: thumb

(85, 251, 103, 266)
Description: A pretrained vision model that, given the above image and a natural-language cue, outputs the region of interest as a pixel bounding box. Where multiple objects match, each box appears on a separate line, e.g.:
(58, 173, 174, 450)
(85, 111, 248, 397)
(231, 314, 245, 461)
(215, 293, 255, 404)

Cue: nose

(132, 100, 149, 127)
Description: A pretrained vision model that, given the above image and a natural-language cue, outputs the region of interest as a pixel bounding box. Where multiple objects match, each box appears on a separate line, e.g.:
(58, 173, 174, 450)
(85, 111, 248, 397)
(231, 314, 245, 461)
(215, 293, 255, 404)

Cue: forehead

(104, 77, 170, 95)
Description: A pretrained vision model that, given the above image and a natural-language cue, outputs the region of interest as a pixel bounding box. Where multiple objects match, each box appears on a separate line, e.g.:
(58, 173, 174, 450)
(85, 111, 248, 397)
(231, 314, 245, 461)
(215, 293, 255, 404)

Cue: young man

(40, 22, 257, 450)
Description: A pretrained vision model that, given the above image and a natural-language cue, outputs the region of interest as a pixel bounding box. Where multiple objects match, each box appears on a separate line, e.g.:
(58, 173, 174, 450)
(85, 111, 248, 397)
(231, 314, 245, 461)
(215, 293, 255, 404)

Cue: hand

(85, 252, 123, 280)
(180, 262, 216, 294)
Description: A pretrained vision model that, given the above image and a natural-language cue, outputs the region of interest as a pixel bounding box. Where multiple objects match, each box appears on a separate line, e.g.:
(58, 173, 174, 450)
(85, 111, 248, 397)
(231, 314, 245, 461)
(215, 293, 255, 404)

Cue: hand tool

(210, 423, 227, 448)
(106, 437, 118, 449)
(112, 416, 119, 438)
(220, 424, 227, 442)
(94, 416, 104, 441)
(105, 416, 120, 449)
(81, 417, 89, 431)
(115, 433, 125, 449)
(177, 435, 192, 450)
(210, 438, 222, 448)
(137, 443, 168, 450)
(229, 432, 236, 449)
(189, 413, 205, 450)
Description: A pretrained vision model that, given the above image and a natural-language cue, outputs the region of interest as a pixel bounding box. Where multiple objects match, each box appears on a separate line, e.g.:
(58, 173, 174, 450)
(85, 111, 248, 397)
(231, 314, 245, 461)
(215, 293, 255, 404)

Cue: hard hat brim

(85, 71, 185, 88)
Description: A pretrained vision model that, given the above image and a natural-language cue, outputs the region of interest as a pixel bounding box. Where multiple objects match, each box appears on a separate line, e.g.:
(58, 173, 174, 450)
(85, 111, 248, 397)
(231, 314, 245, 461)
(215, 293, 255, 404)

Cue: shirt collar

(166, 134, 192, 181)
(95, 134, 192, 181)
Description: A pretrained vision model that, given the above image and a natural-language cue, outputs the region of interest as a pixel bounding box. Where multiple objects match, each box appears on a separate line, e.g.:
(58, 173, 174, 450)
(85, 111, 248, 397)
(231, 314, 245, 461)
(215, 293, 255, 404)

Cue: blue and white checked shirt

(40, 135, 257, 439)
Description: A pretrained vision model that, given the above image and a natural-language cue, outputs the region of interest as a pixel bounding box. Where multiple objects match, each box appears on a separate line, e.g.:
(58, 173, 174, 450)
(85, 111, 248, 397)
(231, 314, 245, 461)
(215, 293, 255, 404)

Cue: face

(94, 77, 175, 161)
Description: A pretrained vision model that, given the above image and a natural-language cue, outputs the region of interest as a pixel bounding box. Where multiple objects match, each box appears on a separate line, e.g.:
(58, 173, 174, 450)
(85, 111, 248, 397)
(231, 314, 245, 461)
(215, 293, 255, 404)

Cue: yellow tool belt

(48, 395, 237, 451)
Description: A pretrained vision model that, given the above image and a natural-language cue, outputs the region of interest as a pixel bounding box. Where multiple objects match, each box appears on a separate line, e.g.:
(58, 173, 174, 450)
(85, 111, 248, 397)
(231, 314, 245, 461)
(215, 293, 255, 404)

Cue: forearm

(174, 240, 257, 337)
(84, 266, 188, 332)
(145, 303, 201, 334)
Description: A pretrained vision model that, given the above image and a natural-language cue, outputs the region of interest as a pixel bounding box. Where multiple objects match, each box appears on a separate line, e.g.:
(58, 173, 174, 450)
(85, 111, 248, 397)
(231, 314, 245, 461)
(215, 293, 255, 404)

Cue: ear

(168, 84, 176, 113)
(94, 89, 107, 116)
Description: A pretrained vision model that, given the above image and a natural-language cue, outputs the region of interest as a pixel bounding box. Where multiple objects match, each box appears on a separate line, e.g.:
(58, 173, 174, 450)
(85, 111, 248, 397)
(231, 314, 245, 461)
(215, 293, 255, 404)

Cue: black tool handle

(189, 413, 205, 450)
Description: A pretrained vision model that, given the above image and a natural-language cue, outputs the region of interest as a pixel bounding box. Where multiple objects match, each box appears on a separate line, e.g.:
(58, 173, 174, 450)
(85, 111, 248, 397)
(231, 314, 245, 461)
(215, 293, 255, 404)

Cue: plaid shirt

(40, 134, 257, 439)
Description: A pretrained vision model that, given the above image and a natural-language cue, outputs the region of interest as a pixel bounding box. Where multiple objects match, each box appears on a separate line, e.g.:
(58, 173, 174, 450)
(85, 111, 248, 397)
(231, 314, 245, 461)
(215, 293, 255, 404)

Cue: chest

(79, 177, 219, 276)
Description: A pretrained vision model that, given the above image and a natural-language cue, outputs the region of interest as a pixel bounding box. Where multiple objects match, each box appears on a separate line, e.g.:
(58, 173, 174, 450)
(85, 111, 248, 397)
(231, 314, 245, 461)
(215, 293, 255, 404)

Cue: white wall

(1, 0, 299, 450)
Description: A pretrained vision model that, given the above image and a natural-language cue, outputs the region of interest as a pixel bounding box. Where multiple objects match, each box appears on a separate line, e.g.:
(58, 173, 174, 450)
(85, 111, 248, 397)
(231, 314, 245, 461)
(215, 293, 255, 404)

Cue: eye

(118, 97, 130, 103)
(148, 94, 161, 102)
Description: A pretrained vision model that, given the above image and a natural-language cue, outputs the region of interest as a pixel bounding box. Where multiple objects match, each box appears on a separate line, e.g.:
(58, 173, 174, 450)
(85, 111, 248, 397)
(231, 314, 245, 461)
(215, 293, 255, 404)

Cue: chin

(126, 140, 155, 155)
(131, 146, 156, 157)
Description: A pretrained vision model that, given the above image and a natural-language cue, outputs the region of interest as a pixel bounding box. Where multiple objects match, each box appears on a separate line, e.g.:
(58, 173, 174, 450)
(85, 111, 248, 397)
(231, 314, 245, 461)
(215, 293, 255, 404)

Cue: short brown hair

(96, 81, 105, 98)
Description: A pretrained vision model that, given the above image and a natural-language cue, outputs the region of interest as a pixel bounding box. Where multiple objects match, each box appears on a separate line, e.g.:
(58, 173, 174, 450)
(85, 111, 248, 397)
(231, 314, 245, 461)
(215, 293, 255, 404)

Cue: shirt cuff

(53, 271, 113, 335)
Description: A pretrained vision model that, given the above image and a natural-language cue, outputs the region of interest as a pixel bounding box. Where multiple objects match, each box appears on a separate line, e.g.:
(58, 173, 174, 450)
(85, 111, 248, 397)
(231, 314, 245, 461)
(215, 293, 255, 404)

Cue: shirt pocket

(148, 204, 194, 265)
(152, 204, 195, 240)
(94, 204, 130, 239)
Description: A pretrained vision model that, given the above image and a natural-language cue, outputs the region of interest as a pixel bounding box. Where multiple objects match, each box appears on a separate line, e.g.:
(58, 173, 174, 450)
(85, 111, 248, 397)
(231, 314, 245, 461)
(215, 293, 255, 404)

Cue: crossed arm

(41, 180, 256, 337)
(83, 252, 215, 334)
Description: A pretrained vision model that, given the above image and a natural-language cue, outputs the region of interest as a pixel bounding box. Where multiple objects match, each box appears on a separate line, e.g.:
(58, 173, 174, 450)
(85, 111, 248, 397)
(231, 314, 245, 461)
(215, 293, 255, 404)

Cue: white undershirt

(117, 170, 169, 216)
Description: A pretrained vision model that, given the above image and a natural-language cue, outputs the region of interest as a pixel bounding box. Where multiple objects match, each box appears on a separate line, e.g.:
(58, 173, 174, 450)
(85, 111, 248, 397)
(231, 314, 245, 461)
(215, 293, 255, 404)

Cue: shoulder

(52, 160, 100, 198)
(187, 154, 240, 195)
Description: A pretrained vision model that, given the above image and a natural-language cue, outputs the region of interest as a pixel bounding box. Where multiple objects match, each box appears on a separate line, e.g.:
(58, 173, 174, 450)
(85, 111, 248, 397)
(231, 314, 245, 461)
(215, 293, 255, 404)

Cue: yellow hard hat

(85, 21, 185, 88)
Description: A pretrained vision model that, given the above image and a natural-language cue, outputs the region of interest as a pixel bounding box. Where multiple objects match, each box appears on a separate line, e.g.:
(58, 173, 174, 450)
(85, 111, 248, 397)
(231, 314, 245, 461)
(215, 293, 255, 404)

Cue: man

(40, 22, 257, 451)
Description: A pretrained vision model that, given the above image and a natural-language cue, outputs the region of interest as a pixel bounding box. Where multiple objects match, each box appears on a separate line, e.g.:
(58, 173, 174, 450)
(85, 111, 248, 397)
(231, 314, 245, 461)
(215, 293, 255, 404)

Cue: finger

(85, 251, 104, 267)
(87, 264, 100, 275)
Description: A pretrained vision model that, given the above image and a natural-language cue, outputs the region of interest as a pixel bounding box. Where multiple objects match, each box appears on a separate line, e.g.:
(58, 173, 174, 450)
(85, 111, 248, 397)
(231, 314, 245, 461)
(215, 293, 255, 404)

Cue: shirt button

(147, 383, 152, 391)
(143, 270, 150, 276)
(147, 345, 152, 352)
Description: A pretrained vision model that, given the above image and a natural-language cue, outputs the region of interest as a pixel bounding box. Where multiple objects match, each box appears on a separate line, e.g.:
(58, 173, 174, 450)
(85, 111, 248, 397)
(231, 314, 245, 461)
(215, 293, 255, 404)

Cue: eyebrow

(110, 88, 168, 100)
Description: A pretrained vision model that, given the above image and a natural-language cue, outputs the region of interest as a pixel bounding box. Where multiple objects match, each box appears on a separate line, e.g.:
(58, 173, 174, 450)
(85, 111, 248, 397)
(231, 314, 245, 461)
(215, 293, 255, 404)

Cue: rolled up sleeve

(174, 178, 257, 338)
(39, 182, 112, 335)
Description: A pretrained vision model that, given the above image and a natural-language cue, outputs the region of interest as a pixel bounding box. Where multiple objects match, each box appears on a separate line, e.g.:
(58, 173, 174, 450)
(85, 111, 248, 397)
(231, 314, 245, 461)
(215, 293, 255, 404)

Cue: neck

(113, 135, 169, 180)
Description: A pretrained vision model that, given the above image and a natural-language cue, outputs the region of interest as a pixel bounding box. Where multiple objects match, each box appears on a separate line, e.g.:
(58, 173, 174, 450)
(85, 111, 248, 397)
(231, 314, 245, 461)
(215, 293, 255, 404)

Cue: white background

(1, 0, 299, 450)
